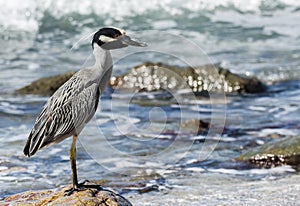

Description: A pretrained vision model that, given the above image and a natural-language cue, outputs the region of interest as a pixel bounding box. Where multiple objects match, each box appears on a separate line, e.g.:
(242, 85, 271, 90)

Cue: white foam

(257, 128, 298, 137)
(248, 105, 267, 112)
(1, 0, 300, 32)
(191, 135, 235, 142)
(0, 102, 25, 115)
(208, 165, 295, 175)
(185, 167, 205, 172)
(0, 176, 16, 181)
(0, 166, 8, 171)
(0, 0, 39, 32)
(152, 20, 178, 30)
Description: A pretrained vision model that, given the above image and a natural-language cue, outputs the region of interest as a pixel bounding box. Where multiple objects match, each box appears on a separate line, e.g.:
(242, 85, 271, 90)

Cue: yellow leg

(65, 134, 102, 195)
(70, 135, 79, 189)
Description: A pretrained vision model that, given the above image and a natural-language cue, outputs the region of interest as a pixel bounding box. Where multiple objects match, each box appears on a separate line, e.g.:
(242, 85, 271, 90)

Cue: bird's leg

(65, 135, 102, 196)
(70, 134, 79, 189)
(65, 135, 79, 195)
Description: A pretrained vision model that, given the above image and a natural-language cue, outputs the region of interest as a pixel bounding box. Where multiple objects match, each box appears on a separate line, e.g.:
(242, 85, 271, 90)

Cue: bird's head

(92, 27, 147, 50)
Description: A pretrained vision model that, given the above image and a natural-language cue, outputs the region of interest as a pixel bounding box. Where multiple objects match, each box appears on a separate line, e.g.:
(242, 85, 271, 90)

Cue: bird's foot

(64, 180, 103, 196)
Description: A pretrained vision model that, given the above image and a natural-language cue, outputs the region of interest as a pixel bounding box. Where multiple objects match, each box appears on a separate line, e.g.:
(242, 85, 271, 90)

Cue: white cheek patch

(99, 35, 116, 43)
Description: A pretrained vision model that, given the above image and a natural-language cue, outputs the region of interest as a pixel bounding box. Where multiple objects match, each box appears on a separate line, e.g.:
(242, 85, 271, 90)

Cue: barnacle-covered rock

(237, 135, 300, 168)
(16, 62, 266, 96)
(109, 62, 266, 94)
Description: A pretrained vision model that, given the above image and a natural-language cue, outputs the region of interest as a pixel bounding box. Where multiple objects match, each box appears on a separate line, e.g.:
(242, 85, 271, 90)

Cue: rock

(180, 119, 211, 135)
(16, 71, 76, 96)
(16, 63, 266, 96)
(237, 135, 300, 168)
(2, 183, 132, 206)
(109, 62, 266, 94)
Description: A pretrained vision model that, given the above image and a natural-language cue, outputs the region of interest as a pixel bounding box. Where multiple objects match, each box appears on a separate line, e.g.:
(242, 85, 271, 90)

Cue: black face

(92, 27, 123, 48)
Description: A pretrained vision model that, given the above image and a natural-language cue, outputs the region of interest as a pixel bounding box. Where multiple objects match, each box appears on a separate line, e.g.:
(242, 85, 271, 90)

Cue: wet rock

(110, 62, 266, 94)
(94, 173, 165, 194)
(237, 135, 300, 168)
(15, 62, 266, 96)
(180, 119, 211, 135)
(2, 182, 132, 206)
(16, 71, 76, 96)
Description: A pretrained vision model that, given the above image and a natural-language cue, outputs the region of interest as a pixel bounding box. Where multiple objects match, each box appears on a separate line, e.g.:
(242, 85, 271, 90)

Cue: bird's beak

(119, 35, 147, 47)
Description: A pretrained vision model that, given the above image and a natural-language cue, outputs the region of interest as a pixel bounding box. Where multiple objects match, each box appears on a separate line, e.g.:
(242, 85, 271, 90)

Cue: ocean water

(0, 0, 300, 205)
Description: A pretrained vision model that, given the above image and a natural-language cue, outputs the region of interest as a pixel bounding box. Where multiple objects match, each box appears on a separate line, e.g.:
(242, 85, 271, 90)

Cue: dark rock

(2, 182, 132, 206)
(237, 135, 300, 168)
(109, 62, 266, 94)
(94, 173, 165, 194)
(16, 71, 76, 96)
(180, 119, 211, 135)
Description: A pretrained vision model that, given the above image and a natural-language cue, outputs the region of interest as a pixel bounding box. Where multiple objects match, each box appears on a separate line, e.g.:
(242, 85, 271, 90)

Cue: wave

(1, 0, 300, 32)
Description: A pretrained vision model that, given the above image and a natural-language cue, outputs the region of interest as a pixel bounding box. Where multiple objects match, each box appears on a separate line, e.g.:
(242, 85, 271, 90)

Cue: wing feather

(24, 71, 100, 156)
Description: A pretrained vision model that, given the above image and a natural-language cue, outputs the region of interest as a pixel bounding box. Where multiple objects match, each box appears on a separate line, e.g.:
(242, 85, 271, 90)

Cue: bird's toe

(64, 181, 103, 196)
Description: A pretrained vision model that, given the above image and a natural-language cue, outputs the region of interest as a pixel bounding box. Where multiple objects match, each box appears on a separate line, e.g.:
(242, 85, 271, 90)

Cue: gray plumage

(23, 27, 146, 193)
(23, 36, 115, 157)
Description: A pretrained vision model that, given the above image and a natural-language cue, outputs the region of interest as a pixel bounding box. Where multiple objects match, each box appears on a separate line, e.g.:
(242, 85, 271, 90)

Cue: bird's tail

(23, 124, 47, 157)
(23, 137, 33, 157)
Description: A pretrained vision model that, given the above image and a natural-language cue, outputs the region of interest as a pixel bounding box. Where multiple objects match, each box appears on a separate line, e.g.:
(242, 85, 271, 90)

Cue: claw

(64, 187, 79, 196)
(64, 180, 103, 196)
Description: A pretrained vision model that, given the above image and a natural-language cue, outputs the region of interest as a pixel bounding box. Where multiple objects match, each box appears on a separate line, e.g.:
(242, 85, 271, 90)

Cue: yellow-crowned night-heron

(23, 27, 146, 194)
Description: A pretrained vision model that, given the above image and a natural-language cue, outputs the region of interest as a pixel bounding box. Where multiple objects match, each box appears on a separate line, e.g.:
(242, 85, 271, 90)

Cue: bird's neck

(92, 44, 112, 72)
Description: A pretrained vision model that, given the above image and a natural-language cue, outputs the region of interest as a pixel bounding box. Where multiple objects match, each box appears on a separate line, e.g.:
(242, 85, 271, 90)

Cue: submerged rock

(2, 183, 132, 206)
(16, 71, 76, 96)
(237, 135, 300, 168)
(110, 62, 266, 94)
(180, 119, 211, 135)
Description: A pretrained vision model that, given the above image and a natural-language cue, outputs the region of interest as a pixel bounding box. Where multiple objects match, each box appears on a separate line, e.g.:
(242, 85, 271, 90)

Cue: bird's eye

(113, 34, 120, 38)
